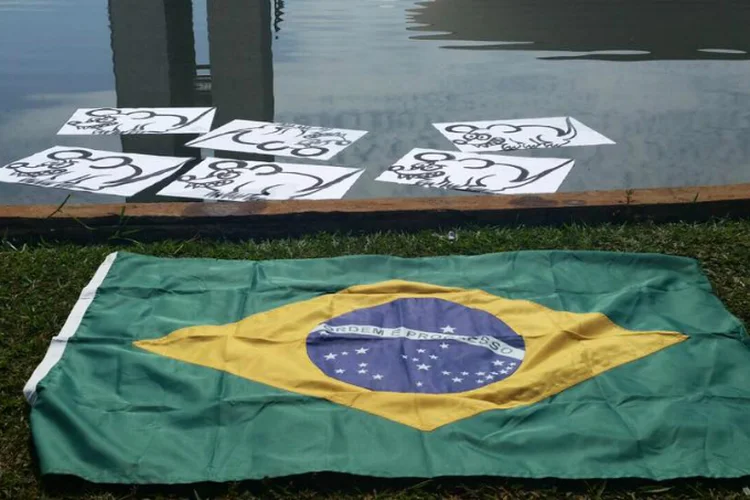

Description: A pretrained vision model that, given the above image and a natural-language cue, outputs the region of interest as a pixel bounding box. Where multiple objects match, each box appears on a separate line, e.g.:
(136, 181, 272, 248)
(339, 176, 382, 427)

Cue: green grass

(2, 221, 750, 500)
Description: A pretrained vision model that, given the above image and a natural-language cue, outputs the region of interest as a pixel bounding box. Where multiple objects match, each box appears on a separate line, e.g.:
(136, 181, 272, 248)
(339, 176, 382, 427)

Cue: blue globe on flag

(306, 297, 526, 394)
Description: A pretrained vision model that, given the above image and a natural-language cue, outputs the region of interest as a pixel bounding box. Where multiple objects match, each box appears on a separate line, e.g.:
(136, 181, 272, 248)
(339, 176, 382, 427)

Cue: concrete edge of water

(1, 183, 749, 243)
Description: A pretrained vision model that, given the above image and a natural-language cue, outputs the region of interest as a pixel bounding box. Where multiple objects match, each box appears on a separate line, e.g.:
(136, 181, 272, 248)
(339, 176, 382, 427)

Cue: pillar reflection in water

(206, 0, 275, 160)
(107, 0, 275, 201)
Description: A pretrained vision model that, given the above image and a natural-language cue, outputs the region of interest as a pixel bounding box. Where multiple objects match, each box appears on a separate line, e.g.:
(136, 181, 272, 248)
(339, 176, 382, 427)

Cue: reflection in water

(107, 0, 275, 200)
(408, 0, 750, 61)
(109, 0, 196, 158)
(109, 0, 197, 201)
(2, 0, 749, 205)
(206, 0, 274, 130)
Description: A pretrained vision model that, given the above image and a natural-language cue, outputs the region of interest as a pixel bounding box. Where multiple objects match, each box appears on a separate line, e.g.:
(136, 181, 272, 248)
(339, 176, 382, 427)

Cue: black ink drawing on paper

(375, 148, 575, 195)
(185, 120, 368, 161)
(158, 158, 364, 201)
(0, 146, 191, 196)
(433, 117, 614, 153)
(58, 107, 216, 135)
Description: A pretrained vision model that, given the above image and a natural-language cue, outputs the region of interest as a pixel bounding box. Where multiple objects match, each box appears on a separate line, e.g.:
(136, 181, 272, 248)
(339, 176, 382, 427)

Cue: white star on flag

(452, 377, 463, 383)
(485, 374, 494, 380)
(501, 369, 510, 374)
(417, 364, 431, 371)
(491, 371, 499, 375)
(373, 374, 383, 380)
(324, 353, 337, 360)
(401, 355, 408, 359)
(439, 343, 449, 349)
(476, 379, 484, 384)
(492, 360, 504, 366)
(442, 371, 451, 375)
(335, 368, 345, 374)
(461, 371, 469, 376)
(341, 351, 348, 356)
(416, 381, 423, 387)
(441, 325, 456, 333)
(359, 362, 368, 367)
(412, 357, 419, 362)
(429, 355, 438, 360)
(476, 371, 485, 376)
(417, 348, 426, 353)
(355, 347, 369, 355)
(358, 369, 368, 374)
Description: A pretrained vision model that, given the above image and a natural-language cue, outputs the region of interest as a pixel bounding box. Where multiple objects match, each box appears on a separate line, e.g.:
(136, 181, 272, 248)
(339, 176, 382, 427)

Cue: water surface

(0, 0, 749, 205)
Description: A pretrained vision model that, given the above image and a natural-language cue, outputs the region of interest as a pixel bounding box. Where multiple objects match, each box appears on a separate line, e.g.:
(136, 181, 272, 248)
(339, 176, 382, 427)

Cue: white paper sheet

(158, 157, 364, 201)
(0, 146, 191, 196)
(433, 117, 614, 152)
(375, 148, 575, 195)
(185, 120, 368, 161)
(58, 107, 216, 135)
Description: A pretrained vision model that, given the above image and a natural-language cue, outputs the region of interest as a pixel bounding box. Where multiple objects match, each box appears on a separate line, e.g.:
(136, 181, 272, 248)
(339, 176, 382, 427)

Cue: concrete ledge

(2, 183, 750, 242)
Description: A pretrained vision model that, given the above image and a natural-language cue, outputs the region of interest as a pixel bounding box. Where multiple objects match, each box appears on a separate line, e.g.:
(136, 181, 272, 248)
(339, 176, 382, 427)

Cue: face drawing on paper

(252, 123, 356, 154)
(186, 121, 366, 160)
(295, 129, 354, 149)
(5, 149, 178, 192)
(217, 123, 351, 158)
(387, 151, 572, 194)
(66, 108, 214, 135)
(177, 159, 361, 201)
(445, 116, 578, 151)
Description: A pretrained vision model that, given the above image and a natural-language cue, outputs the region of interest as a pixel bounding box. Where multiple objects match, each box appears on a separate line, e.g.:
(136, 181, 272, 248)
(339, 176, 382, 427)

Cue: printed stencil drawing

(58, 107, 217, 135)
(0, 146, 191, 196)
(375, 148, 575, 195)
(158, 158, 365, 201)
(185, 120, 368, 161)
(433, 117, 615, 152)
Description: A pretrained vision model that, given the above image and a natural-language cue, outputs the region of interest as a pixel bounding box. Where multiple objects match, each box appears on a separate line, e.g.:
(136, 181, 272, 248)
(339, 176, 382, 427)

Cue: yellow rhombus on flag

(136, 280, 686, 431)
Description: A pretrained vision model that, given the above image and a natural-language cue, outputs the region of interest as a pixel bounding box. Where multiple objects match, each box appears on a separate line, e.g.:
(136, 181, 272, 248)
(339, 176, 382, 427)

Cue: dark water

(1, 0, 749, 205)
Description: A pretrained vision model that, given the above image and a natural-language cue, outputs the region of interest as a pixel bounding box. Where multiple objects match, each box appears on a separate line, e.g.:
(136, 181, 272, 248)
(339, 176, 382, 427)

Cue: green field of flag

(24, 250, 750, 484)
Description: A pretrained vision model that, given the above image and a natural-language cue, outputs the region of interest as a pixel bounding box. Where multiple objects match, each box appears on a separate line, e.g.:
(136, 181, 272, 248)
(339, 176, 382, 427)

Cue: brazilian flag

(24, 251, 750, 483)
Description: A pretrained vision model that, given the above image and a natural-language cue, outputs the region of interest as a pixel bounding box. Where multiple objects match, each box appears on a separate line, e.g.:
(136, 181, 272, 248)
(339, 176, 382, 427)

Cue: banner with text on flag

(24, 251, 750, 483)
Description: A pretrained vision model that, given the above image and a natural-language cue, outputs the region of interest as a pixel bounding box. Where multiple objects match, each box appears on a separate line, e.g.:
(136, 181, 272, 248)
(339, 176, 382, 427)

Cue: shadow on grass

(38, 471, 750, 499)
